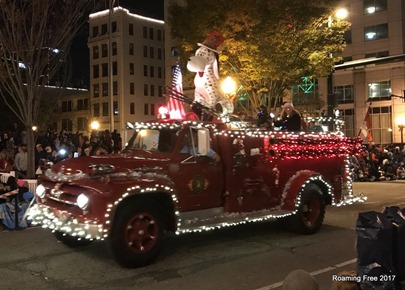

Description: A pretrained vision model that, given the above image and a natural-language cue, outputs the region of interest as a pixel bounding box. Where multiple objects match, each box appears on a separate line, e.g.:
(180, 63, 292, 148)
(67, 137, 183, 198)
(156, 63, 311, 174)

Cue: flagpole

(109, 0, 115, 132)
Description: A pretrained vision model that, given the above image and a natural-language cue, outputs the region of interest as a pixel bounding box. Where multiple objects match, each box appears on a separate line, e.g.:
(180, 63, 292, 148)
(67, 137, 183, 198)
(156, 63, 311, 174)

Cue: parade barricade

(0, 172, 37, 193)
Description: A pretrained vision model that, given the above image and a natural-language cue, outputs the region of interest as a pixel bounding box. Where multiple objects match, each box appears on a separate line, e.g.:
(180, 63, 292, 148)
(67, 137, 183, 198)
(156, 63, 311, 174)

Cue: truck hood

(48, 152, 171, 178)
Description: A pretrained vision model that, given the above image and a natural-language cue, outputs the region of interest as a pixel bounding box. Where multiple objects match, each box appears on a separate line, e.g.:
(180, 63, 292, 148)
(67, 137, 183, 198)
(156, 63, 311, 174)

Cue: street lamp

(90, 120, 100, 131)
(327, 8, 348, 131)
(221, 76, 237, 96)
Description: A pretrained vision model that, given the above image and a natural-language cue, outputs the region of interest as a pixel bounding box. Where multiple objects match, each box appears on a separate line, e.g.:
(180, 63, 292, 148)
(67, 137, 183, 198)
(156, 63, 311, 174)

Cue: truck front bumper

(27, 204, 106, 240)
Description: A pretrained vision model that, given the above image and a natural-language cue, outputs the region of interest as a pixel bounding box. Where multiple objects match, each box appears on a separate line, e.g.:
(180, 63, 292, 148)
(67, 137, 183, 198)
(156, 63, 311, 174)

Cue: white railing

(0, 172, 37, 193)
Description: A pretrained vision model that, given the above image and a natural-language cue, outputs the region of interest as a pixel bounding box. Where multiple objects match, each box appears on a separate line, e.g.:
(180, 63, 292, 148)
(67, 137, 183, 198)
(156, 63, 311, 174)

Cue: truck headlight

(36, 184, 46, 198)
(77, 194, 89, 210)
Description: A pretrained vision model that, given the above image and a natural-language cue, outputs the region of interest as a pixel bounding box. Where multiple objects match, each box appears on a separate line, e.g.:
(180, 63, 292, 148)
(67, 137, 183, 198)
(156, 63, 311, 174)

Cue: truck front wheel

(109, 202, 164, 268)
(288, 184, 325, 235)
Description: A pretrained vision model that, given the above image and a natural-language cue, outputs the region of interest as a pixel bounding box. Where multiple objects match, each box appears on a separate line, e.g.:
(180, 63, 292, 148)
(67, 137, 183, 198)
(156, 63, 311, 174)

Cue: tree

(0, 0, 101, 178)
(168, 0, 350, 116)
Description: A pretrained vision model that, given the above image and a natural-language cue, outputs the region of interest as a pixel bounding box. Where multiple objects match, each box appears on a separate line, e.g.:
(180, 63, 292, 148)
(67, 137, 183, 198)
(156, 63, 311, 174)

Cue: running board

(177, 207, 293, 234)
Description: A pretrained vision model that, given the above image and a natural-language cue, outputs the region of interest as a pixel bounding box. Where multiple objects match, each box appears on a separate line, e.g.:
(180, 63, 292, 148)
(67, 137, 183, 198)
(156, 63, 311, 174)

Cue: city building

(319, 0, 405, 145)
(87, 7, 165, 143)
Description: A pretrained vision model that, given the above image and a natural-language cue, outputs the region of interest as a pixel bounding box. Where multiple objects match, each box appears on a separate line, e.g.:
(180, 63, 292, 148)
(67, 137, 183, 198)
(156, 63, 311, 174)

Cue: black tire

(54, 231, 93, 247)
(287, 183, 325, 235)
(109, 201, 164, 268)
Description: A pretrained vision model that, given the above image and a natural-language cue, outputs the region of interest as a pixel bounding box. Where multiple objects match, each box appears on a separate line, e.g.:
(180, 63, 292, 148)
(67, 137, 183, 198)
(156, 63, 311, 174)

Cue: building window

(102, 83, 108, 97)
(344, 30, 352, 44)
(364, 23, 388, 41)
(112, 42, 117, 56)
(77, 99, 89, 111)
(62, 119, 73, 132)
(129, 23, 134, 36)
(113, 101, 118, 115)
(158, 86, 163, 97)
(144, 103, 148, 115)
(93, 84, 99, 98)
(157, 29, 162, 41)
(92, 26, 98, 37)
(93, 103, 100, 117)
(111, 21, 117, 33)
(157, 48, 162, 60)
(368, 81, 391, 101)
(149, 47, 154, 59)
(341, 109, 355, 137)
(365, 51, 389, 58)
(102, 102, 109, 116)
(150, 85, 155, 96)
(143, 26, 147, 38)
(93, 46, 99, 59)
(143, 46, 148, 57)
(101, 24, 107, 35)
(130, 63, 134, 75)
(102, 44, 108, 58)
(102, 63, 108, 77)
(113, 61, 117, 75)
(113, 81, 118, 95)
(130, 102, 135, 115)
(130, 82, 135, 94)
(77, 117, 88, 131)
(61, 100, 72, 112)
(370, 106, 392, 144)
(150, 104, 155, 115)
(150, 66, 154, 78)
(363, 0, 387, 14)
(143, 65, 148, 77)
(149, 28, 154, 40)
(335, 85, 354, 104)
(129, 43, 134, 55)
(93, 64, 99, 79)
(158, 67, 162, 78)
(144, 84, 148, 96)
(171, 47, 179, 57)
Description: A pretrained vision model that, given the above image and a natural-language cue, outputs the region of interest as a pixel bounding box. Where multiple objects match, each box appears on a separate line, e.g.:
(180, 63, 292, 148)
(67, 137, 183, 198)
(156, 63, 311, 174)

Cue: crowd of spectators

(350, 143, 405, 182)
(0, 123, 122, 178)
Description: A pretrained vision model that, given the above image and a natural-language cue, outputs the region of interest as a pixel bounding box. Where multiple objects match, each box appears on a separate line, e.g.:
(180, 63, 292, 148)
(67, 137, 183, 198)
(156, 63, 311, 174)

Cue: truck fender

(105, 183, 180, 233)
(280, 170, 332, 212)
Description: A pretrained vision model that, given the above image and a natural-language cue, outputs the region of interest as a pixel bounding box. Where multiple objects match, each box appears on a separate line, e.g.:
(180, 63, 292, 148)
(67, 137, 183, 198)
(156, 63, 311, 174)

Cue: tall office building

(320, 0, 405, 144)
(88, 7, 165, 143)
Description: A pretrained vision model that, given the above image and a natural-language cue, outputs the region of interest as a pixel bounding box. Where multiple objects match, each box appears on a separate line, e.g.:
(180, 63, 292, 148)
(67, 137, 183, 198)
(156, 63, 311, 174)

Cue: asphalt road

(0, 181, 404, 290)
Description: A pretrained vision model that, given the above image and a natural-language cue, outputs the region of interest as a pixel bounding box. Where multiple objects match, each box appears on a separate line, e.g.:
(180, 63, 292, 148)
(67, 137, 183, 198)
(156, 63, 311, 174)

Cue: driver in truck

(180, 129, 220, 162)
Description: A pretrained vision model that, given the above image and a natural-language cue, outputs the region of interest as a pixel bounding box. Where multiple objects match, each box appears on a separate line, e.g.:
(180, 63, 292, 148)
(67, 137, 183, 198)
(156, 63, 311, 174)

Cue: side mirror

(197, 128, 210, 156)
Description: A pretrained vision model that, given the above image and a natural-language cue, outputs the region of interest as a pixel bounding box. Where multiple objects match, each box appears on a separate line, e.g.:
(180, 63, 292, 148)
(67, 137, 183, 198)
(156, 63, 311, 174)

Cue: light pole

(109, 0, 116, 132)
(326, 8, 348, 131)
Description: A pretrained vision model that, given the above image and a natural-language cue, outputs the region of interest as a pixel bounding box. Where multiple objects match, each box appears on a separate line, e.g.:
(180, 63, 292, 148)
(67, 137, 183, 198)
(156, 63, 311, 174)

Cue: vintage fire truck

(27, 117, 363, 268)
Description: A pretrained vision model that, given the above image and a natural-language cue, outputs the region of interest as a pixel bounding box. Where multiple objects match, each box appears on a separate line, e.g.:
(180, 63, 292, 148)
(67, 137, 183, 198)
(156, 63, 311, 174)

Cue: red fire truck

(28, 118, 363, 268)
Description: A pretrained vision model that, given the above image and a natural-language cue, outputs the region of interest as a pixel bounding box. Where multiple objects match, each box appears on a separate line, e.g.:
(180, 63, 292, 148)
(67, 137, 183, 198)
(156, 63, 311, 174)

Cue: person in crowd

(0, 177, 34, 230)
(13, 144, 27, 178)
(274, 102, 306, 132)
(180, 129, 220, 162)
(34, 143, 47, 168)
(0, 149, 14, 173)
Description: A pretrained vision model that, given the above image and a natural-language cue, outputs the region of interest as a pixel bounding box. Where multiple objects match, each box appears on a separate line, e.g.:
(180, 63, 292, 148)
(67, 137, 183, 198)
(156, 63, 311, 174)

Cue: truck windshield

(124, 128, 179, 153)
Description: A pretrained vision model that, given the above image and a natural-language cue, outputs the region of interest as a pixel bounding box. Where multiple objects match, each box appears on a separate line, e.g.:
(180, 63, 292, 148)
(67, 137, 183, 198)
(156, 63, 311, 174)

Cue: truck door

(170, 127, 223, 211)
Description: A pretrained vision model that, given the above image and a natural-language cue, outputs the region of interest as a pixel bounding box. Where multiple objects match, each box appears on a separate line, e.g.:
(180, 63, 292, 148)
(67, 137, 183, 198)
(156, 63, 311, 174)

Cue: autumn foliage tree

(0, 0, 101, 178)
(168, 0, 350, 116)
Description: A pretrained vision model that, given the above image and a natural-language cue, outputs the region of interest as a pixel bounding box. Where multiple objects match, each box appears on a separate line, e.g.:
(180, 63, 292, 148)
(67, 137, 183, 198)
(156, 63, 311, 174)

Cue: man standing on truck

(180, 129, 220, 162)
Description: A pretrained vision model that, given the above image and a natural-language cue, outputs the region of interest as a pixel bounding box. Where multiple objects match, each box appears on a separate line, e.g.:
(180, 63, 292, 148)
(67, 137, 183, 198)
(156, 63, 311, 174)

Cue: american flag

(167, 63, 186, 119)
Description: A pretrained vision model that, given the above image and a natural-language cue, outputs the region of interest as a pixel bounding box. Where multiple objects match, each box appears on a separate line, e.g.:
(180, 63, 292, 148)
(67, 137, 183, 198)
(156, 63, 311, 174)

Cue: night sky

(70, 0, 164, 88)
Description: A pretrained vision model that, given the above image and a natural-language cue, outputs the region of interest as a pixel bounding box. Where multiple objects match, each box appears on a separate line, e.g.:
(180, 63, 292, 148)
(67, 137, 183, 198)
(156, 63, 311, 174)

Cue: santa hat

(198, 30, 224, 53)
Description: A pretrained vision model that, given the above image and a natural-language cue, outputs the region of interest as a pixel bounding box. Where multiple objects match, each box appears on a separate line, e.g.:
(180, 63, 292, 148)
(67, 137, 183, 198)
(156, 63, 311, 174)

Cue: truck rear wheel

(54, 231, 93, 247)
(109, 201, 164, 268)
(288, 184, 325, 235)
